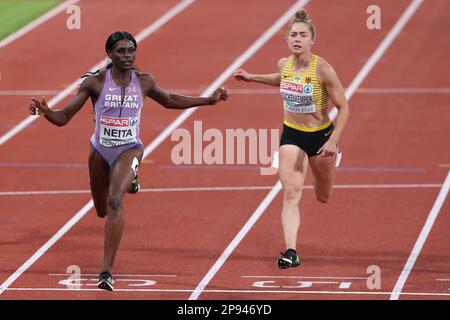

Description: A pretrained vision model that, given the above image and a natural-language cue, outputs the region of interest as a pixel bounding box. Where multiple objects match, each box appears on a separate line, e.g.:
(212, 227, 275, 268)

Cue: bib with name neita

(93, 69, 144, 148)
(99, 116, 138, 147)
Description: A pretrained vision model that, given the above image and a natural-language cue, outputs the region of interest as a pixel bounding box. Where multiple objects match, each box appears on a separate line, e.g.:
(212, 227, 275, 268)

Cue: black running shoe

(128, 177, 140, 194)
(277, 249, 301, 269)
(98, 271, 114, 291)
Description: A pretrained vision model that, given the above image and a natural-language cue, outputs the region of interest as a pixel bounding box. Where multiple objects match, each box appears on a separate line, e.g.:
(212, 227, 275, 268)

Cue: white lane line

(0, 184, 442, 196)
(328, 0, 424, 119)
(390, 170, 450, 300)
(0, 0, 197, 296)
(241, 275, 369, 280)
(0, 190, 89, 196)
(188, 0, 424, 300)
(49, 273, 176, 277)
(4, 287, 450, 297)
(0, 200, 93, 294)
(0, 0, 79, 48)
(0, 0, 311, 296)
(140, 1, 309, 160)
(2, 87, 450, 96)
(330, 184, 441, 189)
(188, 180, 282, 301)
(357, 88, 450, 94)
(0, 0, 195, 147)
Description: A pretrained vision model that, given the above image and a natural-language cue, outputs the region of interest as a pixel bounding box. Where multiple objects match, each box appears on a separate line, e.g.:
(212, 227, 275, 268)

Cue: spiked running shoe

(98, 271, 114, 291)
(277, 249, 301, 269)
(128, 177, 140, 194)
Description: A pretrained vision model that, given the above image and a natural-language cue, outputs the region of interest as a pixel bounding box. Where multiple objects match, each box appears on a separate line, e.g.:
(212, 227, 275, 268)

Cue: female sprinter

(233, 10, 349, 269)
(29, 31, 228, 290)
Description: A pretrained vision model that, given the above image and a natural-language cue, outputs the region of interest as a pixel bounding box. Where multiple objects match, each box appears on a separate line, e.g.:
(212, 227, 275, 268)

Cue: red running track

(0, 0, 449, 300)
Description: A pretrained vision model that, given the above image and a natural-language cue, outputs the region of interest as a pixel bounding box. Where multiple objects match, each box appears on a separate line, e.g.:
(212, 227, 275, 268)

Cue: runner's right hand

(29, 97, 49, 116)
(233, 69, 252, 82)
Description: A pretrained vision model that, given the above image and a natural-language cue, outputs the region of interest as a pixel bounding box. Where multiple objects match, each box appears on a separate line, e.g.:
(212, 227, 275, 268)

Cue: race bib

(99, 116, 138, 147)
(280, 80, 316, 113)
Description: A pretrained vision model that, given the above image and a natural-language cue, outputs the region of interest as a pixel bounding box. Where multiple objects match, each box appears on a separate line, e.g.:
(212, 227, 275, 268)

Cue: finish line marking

(5, 287, 450, 297)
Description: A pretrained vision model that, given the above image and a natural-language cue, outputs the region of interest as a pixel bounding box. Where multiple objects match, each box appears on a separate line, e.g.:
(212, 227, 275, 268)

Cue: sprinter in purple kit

(29, 31, 228, 291)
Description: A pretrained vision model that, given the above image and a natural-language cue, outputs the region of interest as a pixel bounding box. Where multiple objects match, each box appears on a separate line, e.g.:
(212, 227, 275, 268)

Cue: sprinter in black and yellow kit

(233, 9, 349, 269)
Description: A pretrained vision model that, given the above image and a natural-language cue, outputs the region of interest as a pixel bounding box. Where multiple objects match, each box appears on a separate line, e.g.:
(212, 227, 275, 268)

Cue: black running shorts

(280, 122, 335, 157)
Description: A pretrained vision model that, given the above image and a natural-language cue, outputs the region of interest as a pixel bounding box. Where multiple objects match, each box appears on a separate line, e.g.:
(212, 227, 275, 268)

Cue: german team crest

(305, 76, 312, 84)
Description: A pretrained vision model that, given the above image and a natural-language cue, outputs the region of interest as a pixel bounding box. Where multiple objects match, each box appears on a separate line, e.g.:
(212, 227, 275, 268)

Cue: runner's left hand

(29, 96, 50, 116)
(209, 87, 228, 104)
(317, 139, 338, 157)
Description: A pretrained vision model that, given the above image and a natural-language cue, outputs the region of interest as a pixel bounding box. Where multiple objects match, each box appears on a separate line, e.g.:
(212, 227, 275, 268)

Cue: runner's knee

(283, 184, 302, 205)
(107, 194, 123, 212)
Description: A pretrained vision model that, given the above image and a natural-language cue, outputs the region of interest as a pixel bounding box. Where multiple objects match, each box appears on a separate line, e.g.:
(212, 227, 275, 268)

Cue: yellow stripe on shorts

(284, 119, 332, 132)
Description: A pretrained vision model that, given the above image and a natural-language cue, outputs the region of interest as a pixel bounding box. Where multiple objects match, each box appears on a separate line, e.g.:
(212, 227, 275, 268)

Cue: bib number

(281, 81, 316, 114)
(99, 116, 138, 147)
